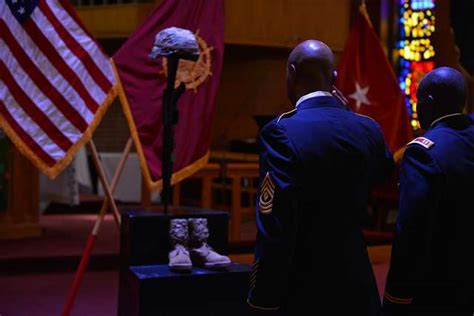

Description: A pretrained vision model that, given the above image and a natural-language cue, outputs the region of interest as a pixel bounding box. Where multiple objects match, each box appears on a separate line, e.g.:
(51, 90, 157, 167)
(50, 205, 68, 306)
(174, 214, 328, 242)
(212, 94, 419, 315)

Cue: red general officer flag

(336, 5, 412, 154)
(113, 0, 224, 190)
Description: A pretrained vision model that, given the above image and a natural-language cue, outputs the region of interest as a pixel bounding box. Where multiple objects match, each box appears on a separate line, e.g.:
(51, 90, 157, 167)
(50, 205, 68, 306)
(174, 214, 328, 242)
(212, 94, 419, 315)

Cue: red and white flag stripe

(0, 0, 116, 177)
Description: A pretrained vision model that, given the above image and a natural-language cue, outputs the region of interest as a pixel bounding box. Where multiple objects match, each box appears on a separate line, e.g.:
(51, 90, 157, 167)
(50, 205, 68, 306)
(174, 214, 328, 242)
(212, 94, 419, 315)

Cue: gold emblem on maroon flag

(259, 172, 275, 214)
(161, 31, 213, 91)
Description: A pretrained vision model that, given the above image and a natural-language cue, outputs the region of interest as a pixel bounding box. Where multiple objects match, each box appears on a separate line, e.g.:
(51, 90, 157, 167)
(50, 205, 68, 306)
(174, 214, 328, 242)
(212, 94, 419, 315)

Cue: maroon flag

(336, 5, 412, 154)
(113, 0, 224, 189)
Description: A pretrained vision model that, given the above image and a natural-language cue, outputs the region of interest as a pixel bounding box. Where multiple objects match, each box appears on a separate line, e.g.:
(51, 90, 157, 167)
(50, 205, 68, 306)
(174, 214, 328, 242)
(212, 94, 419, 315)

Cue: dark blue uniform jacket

(248, 96, 393, 315)
(384, 114, 474, 315)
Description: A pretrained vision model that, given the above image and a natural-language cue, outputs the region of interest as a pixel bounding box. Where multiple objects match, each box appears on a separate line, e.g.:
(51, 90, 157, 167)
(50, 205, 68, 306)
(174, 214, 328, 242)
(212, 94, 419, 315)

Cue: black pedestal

(120, 263, 251, 316)
(118, 208, 251, 316)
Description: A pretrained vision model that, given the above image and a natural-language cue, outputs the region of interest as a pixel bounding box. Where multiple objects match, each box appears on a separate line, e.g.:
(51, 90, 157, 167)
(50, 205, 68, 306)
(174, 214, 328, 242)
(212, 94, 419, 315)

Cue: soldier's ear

(425, 94, 437, 117)
(427, 94, 435, 106)
(288, 64, 296, 77)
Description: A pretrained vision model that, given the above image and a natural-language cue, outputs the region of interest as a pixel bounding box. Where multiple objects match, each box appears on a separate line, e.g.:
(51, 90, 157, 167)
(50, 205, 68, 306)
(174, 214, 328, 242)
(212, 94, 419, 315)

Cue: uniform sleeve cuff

(247, 298, 280, 311)
(384, 292, 414, 305)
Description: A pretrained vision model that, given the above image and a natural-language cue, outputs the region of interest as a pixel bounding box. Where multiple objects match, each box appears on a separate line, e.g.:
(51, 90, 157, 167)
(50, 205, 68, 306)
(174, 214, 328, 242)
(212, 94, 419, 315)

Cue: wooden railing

(172, 162, 259, 242)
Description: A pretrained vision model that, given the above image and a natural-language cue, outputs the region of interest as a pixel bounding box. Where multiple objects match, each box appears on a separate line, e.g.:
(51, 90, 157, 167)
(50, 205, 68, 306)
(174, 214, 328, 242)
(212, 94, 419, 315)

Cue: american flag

(0, 0, 116, 178)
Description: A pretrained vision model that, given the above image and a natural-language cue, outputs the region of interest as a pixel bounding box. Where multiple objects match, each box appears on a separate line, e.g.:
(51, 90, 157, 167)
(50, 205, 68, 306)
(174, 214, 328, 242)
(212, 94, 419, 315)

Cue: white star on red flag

(349, 82, 371, 111)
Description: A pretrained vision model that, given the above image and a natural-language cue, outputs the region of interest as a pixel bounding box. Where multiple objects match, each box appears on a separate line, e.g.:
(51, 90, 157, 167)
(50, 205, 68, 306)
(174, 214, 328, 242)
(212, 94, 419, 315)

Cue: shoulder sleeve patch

(259, 172, 275, 214)
(407, 137, 435, 149)
(277, 109, 297, 123)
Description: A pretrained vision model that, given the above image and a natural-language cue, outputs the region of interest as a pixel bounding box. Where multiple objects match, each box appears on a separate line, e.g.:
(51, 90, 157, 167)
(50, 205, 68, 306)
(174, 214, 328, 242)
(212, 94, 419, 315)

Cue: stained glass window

(398, 0, 436, 129)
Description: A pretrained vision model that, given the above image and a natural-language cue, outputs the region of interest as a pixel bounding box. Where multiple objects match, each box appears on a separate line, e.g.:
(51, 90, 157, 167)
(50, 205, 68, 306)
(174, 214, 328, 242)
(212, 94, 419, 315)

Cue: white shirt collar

(430, 113, 464, 128)
(295, 91, 332, 108)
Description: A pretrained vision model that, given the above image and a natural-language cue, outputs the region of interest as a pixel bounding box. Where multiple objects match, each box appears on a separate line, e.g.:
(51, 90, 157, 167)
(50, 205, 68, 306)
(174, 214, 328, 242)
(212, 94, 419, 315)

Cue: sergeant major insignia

(259, 172, 275, 214)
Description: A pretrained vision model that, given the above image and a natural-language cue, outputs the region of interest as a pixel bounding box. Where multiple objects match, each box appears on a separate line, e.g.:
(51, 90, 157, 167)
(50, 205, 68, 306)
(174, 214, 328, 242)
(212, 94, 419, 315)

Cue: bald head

(286, 40, 336, 105)
(417, 67, 467, 129)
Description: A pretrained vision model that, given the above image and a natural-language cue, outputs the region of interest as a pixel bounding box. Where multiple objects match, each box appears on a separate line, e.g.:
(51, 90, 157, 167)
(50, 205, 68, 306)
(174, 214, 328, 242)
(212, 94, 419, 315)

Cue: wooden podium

(0, 145, 41, 240)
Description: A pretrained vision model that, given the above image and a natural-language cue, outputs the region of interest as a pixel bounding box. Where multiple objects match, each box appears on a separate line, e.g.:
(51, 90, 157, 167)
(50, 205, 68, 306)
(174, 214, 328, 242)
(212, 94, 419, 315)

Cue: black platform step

(119, 263, 251, 316)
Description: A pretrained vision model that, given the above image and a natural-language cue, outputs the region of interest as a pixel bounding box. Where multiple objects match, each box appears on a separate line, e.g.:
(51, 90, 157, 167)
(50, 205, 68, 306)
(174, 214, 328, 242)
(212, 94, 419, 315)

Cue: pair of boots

(169, 218, 231, 272)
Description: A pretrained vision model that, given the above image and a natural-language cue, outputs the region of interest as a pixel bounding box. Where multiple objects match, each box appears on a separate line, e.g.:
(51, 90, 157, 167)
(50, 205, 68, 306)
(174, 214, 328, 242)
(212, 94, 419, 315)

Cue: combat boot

(168, 218, 192, 272)
(188, 218, 231, 269)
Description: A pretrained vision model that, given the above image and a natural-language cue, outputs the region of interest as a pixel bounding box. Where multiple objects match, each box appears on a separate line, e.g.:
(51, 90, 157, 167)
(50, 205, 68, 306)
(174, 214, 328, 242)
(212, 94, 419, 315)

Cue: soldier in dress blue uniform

(383, 67, 474, 315)
(247, 40, 394, 315)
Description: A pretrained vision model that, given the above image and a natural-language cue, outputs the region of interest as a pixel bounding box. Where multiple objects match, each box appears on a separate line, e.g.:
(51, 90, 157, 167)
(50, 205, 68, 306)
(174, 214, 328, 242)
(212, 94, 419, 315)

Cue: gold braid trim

(384, 292, 414, 305)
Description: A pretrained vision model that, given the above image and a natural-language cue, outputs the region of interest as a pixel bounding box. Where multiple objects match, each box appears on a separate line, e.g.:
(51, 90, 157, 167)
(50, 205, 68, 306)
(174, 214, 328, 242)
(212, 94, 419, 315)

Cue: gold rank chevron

(259, 172, 275, 214)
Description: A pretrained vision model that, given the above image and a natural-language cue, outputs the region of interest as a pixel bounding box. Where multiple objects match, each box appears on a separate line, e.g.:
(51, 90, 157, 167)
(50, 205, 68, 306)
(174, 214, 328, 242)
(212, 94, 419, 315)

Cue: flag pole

(359, 0, 373, 28)
(93, 137, 133, 235)
(61, 137, 133, 316)
(88, 140, 121, 226)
